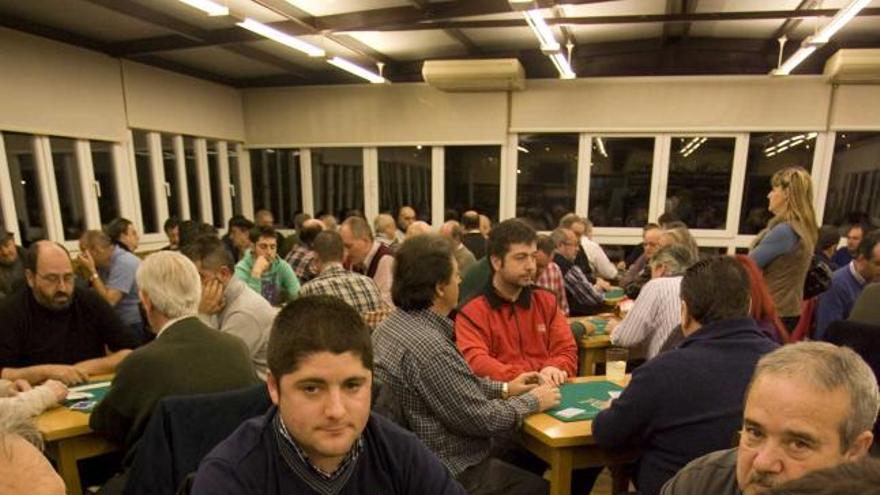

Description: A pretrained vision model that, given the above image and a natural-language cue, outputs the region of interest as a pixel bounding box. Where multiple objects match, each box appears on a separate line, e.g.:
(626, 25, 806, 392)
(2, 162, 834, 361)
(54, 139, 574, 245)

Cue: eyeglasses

(36, 273, 75, 285)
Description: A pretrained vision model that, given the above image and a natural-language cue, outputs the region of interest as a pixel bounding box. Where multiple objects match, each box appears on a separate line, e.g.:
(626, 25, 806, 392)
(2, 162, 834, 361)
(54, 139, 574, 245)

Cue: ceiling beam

(130, 54, 240, 86)
(0, 12, 107, 52)
(773, 0, 822, 40)
(411, 0, 480, 55)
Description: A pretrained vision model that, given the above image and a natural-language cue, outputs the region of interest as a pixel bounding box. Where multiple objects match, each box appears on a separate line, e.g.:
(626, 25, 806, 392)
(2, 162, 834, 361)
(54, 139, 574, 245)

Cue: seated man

(595, 256, 779, 495)
(0, 241, 136, 385)
(373, 234, 560, 494)
(608, 244, 694, 359)
(161, 217, 180, 251)
(580, 217, 619, 281)
(831, 223, 865, 268)
(0, 407, 66, 495)
(91, 251, 259, 457)
(660, 342, 878, 495)
(255, 209, 288, 258)
(849, 282, 880, 325)
(284, 218, 324, 284)
(300, 230, 386, 329)
(461, 210, 487, 260)
(340, 216, 395, 307)
(184, 236, 276, 380)
(816, 230, 880, 340)
(0, 230, 25, 300)
(440, 220, 477, 274)
(397, 205, 417, 239)
(551, 227, 607, 316)
(456, 220, 577, 384)
(534, 234, 568, 316)
(374, 213, 402, 250)
(234, 225, 300, 306)
(78, 230, 145, 342)
(222, 215, 254, 263)
(192, 295, 465, 495)
(623, 223, 662, 299)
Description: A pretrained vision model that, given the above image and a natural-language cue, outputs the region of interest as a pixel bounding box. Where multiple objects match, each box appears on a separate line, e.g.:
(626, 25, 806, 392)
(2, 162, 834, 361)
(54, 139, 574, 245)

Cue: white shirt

(611, 276, 682, 359)
(580, 236, 619, 281)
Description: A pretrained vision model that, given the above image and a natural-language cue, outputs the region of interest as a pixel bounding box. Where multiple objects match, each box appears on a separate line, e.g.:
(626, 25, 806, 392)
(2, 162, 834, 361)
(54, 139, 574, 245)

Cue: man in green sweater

(90, 251, 259, 462)
(235, 225, 300, 306)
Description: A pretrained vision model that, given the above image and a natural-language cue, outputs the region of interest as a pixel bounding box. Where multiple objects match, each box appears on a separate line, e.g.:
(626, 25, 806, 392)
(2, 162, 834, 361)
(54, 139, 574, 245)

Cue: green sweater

(234, 250, 300, 306)
(90, 316, 260, 458)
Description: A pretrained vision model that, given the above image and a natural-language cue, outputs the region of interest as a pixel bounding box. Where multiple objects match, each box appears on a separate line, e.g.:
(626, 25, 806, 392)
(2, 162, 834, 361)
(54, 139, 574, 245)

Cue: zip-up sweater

(455, 284, 577, 381)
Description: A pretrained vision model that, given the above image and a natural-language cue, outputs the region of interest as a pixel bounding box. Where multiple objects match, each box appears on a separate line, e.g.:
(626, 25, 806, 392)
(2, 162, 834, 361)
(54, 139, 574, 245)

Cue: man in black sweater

(191, 295, 464, 495)
(593, 256, 779, 495)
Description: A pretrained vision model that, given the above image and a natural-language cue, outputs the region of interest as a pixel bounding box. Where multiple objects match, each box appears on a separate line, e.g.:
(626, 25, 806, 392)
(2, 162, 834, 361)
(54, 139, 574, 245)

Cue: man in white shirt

(579, 218, 620, 281)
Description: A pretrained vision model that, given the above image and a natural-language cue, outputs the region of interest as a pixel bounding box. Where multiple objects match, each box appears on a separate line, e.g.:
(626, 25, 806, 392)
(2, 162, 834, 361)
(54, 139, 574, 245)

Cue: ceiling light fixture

(517, 145, 530, 153)
(523, 10, 560, 53)
(773, 0, 870, 75)
(549, 52, 576, 79)
(178, 0, 229, 16)
(596, 137, 608, 158)
(514, 4, 576, 80)
(327, 57, 386, 84)
(237, 18, 325, 57)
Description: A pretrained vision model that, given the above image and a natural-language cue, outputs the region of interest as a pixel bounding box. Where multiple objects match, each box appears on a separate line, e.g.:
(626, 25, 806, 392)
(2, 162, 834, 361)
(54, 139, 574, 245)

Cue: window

(90, 140, 120, 225)
(589, 137, 653, 228)
(250, 149, 302, 227)
(132, 131, 158, 233)
(516, 134, 578, 230)
(740, 132, 817, 234)
(378, 146, 431, 219)
(445, 145, 501, 222)
(49, 137, 87, 240)
(183, 136, 200, 221)
(312, 148, 363, 221)
(161, 134, 182, 221)
(228, 143, 242, 215)
(206, 141, 224, 228)
(825, 132, 880, 227)
(666, 136, 735, 230)
(3, 133, 46, 245)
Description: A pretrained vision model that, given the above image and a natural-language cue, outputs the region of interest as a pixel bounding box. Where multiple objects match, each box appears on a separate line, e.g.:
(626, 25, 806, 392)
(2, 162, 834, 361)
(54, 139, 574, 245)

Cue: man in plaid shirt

(284, 218, 324, 284)
(373, 234, 560, 495)
(299, 230, 389, 329)
(535, 234, 569, 316)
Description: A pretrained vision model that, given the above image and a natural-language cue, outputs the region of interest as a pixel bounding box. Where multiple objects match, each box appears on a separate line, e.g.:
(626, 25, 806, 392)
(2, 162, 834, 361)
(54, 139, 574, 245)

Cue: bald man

(406, 221, 432, 239)
(440, 220, 476, 273)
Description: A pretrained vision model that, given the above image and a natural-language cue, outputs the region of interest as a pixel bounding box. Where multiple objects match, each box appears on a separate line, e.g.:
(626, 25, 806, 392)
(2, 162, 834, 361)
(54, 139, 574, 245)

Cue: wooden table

(522, 375, 636, 495)
(35, 376, 118, 495)
(569, 315, 615, 376)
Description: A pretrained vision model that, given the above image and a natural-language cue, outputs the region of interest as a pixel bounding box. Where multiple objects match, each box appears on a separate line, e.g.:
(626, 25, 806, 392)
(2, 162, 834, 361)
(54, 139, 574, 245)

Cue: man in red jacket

(455, 219, 577, 385)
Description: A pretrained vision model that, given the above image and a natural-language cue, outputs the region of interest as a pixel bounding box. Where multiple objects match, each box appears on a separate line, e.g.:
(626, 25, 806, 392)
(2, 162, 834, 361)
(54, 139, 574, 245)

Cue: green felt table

(64, 380, 112, 412)
(546, 381, 623, 422)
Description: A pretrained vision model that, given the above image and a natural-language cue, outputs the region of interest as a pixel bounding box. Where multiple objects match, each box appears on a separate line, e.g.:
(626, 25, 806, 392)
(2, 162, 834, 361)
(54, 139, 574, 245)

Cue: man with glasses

(234, 225, 300, 306)
(623, 223, 663, 299)
(0, 241, 136, 385)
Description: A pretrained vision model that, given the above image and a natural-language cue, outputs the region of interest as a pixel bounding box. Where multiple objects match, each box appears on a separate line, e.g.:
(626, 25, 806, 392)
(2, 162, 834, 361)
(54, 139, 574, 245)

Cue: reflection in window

(378, 146, 430, 219)
(228, 143, 242, 215)
(49, 137, 87, 240)
(3, 133, 45, 245)
(740, 132, 817, 234)
(517, 134, 577, 230)
(666, 137, 735, 230)
(589, 137, 653, 228)
(184, 137, 200, 221)
(161, 134, 182, 220)
(133, 131, 158, 233)
(206, 141, 224, 228)
(250, 149, 302, 227)
(90, 140, 120, 225)
(312, 148, 363, 221)
(825, 132, 880, 227)
(445, 146, 501, 222)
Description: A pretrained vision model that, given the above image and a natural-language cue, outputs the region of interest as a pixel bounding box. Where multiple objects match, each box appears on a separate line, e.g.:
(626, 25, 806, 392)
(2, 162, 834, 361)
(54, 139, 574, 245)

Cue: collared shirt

(275, 412, 363, 484)
(299, 264, 387, 328)
(612, 276, 682, 359)
(373, 308, 538, 476)
(815, 261, 868, 340)
(99, 245, 142, 326)
(285, 245, 319, 283)
(659, 448, 741, 495)
(156, 314, 197, 338)
(580, 236, 619, 280)
(535, 261, 569, 316)
(360, 241, 394, 307)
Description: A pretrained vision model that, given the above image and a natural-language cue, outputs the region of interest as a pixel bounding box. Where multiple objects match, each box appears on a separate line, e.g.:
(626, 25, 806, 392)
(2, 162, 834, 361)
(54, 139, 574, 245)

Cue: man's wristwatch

(501, 381, 509, 399)
(90, 272, 99, 282)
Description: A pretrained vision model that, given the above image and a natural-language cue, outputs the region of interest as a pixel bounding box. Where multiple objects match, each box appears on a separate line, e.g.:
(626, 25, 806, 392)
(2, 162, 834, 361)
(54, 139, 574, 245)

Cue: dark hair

(182, 235, 234, 271)
(299, 220, 324, 248)
(227, 215, 254, 232)
(488, 219, 536, 261)
(292, 212, 311, 231)
(392, 234, 454, 311)
(658, 211, 680, 226)
(765, 457, 880, 495)
(24, 240, 70, 272)
(462, 211, 480, 230)
(163, 216, 180, 234)
(536, 234, 555, 256)
(178, 221, 218, 251)
(857, 230, 880, 260)
(249, 225, 276, 244)
(664, 220, 688, 230)
(680, 256, 751, 325)
(268, 295, 372, 378)
(817, 225, 840, 252)
(105, 218, 134, 251)
(312, 230, 344, 263)
(644, 222, 661, 232)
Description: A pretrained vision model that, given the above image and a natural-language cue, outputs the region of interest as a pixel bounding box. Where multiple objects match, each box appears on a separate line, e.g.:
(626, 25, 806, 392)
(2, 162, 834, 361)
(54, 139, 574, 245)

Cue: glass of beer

(606, 347, 628, 381)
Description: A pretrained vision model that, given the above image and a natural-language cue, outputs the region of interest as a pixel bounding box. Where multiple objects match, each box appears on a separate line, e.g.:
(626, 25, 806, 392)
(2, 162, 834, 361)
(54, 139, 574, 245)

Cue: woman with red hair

(735, 255, 789, 343)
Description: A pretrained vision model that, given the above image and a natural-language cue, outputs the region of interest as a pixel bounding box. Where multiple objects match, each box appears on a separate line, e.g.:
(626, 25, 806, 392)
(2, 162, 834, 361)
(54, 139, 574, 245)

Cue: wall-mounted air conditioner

(422, 59, 526, 92)
(824, 49, 880, 84)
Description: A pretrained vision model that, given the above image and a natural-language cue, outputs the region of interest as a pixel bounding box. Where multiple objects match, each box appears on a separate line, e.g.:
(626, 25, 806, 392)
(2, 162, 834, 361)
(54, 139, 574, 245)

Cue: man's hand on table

(540, 366, 568, 386)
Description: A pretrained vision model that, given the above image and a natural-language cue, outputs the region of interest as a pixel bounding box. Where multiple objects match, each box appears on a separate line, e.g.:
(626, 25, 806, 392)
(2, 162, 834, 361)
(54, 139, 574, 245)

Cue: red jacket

(455, 285, 577, 381)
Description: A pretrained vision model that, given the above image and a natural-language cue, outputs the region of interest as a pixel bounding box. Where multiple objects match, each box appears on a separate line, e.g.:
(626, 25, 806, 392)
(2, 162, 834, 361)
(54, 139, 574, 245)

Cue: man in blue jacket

(816, 230, 880, 340)
(593, 256, 778, 495)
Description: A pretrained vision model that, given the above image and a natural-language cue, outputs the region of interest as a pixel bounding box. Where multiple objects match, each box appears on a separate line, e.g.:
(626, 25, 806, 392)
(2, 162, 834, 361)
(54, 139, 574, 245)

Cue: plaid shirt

(535, 261, 569, 316)
(372, 308, 539, 476)
(285, 245, 319, 283)
(300, 263, 384, 316)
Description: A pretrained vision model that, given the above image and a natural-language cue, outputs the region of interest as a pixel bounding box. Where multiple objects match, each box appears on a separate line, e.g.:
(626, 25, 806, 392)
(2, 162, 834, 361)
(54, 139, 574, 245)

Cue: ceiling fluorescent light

(179, 0, 229, 16)
(237, 18, 325, 57)
(327, 57, 386, 84)
(773, 45, 817, 75)
(523, 10, 560, 53)
(517, 145, 530, 153)
(549, 52, 576, 79)
(811, 0, 871, 44)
